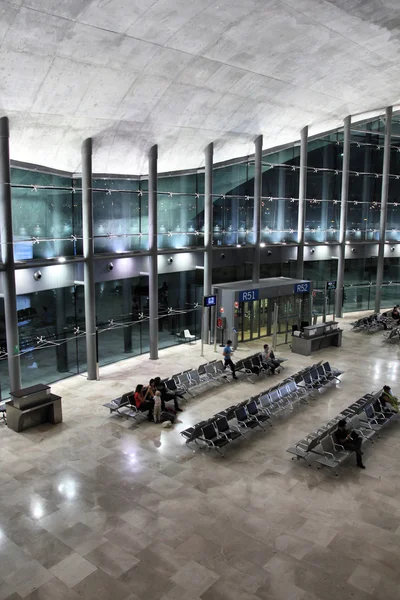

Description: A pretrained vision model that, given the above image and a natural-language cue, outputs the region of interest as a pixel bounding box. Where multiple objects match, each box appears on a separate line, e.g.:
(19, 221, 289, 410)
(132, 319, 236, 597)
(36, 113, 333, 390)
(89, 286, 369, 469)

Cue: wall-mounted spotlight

(391, 247, 395, 252)
(351, 248, 356, 253)
(310, 248, 315, 254)
(267, 250, 272, 256)
(106, 262, 114, 271)
(33, 270, 42, 281)
(220, 253, 225, 259)
(167, 257, 174, 264)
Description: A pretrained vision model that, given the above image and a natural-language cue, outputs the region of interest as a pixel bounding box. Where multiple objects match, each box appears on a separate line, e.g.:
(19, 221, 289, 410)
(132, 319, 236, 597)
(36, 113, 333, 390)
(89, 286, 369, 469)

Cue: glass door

(242, 301, 252, 341)
(260, 299, 268, 337)
(251, 300, 260, 339)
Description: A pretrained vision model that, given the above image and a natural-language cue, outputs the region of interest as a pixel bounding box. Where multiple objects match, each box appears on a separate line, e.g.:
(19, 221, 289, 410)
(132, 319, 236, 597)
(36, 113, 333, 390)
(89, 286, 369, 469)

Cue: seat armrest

(333, 443, 345, 451)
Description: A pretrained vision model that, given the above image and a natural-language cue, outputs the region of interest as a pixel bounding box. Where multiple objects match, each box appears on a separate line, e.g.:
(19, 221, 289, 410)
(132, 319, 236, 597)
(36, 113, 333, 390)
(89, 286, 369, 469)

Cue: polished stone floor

(1, 312, 400, 600)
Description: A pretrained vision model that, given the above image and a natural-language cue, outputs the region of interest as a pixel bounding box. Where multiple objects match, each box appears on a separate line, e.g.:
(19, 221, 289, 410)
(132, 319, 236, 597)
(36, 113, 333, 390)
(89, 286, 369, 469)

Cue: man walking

(223, 340, 237, 379)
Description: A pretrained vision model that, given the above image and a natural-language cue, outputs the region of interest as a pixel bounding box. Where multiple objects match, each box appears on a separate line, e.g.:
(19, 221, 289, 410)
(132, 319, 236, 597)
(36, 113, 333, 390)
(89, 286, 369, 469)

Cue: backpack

(160, 411, 175, 424)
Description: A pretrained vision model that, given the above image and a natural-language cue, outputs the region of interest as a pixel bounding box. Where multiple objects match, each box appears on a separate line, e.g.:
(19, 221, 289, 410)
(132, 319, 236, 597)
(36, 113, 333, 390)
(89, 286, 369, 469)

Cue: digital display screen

(204, 295, 217, 307)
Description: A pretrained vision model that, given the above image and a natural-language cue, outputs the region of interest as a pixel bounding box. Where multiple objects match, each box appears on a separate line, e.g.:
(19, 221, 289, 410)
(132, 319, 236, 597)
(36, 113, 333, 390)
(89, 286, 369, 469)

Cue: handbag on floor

(161, 411, 175, 424)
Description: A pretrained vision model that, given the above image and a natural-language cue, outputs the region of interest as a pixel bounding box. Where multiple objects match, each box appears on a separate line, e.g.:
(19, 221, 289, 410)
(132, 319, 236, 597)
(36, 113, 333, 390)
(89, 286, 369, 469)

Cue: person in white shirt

(261, 344, 281, 374)
(153, 391, 162, 423)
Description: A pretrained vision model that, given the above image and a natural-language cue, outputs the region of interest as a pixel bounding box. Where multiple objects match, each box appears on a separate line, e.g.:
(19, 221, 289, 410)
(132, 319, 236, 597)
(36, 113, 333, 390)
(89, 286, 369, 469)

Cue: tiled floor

(1, 312, 400, 599)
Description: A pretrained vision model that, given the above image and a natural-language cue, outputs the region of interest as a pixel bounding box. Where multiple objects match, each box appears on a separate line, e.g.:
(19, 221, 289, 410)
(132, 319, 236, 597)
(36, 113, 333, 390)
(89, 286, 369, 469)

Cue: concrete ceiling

(2, 0, 400, 175)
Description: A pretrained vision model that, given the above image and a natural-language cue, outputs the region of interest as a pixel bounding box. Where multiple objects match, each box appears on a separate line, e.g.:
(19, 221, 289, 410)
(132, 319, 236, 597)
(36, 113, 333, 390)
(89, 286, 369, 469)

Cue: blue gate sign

(204, 295, 217, 307)
(238, 289, 259, 302)
(294, 282, 311, 294)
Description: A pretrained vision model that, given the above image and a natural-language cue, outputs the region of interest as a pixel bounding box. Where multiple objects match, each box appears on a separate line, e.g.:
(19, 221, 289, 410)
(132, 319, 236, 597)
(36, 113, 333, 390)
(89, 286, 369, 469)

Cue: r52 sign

(294, 282, 311, 294)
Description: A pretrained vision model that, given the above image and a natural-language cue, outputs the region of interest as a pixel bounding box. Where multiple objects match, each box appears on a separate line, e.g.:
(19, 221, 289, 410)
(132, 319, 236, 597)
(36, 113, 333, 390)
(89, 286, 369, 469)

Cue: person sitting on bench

(134, 384, 154, 421)
(153, 377, 182, 412)
(336, 419, 365, 469)
(380, 385, 399, 413)
(261, 344, 281, 374)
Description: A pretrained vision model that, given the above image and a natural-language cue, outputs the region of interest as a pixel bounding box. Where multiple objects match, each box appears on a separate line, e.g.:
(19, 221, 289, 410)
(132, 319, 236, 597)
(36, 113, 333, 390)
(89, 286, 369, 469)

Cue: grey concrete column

(204, 143, 213, 297)
(252, 135, 263, 283)
(0, 117, 21, 392)
(335, 116, 351, 317)
(203, 143, 213, 344)
(82, 138, 97, 380)
(148, 145, 158, 359)
(375, 107, 393, 312)
(296, 126, 308, 279)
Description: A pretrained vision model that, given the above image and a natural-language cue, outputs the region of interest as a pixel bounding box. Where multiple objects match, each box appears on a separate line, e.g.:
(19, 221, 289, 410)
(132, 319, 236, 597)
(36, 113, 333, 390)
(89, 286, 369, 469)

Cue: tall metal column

(0, 117, 21, 392)
(335, 116, 351, 317)
(148, 145, 158, 359)
(82, 138, 97, 380)
(252, 135, 263, 283)
(203, 143, 213, 344)
(296, 126, 308, 279)
(375, 106, 393, 312)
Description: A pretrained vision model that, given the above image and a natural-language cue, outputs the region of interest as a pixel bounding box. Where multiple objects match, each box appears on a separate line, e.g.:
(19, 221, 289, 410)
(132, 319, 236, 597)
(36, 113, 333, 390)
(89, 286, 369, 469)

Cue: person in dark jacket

(336, 419, 365, 469)
(153, 376, 183, 411)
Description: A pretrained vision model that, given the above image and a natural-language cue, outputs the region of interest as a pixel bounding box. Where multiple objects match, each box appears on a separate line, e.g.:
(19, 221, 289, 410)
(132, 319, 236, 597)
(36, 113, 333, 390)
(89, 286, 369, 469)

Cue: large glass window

(95, 277, 149, 367)
(0, 298, 9, 400)
(91, 178, 143, 253)
(212, 163, 254, 246)
(12, 169, 76, 260)
(17, 286, 86, 390)
(157, 174, 201, 249)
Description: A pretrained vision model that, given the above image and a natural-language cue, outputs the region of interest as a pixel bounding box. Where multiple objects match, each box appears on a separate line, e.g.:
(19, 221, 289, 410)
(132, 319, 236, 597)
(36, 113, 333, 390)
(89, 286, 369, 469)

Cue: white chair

(183, 329, 196, 344)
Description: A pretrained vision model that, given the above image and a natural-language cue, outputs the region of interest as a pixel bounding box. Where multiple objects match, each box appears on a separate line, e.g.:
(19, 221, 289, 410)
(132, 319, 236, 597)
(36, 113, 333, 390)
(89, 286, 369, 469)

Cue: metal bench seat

(180, 420, 208, 445)
(215, 416, 242, 442)
(200, 423, 231, 454)
(235, 405, 264, 430)
(103, 392, 133, 414)
(258, 393, 282, 417)
(246, 400, 272, 426)
(315, 435, 352, 472)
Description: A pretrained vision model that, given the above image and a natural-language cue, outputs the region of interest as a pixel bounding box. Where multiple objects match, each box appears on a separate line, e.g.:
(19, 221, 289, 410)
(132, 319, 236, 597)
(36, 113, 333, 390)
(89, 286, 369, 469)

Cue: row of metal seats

(103, 351, 285, 420)
(287, 388, 397, 474)
(180, 361, 342, 455)
(351, 312, 397, 333)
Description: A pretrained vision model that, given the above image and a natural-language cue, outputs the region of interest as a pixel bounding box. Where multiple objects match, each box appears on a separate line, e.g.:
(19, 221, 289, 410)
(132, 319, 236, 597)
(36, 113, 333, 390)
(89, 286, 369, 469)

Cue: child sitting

(153, 390, 162, 423)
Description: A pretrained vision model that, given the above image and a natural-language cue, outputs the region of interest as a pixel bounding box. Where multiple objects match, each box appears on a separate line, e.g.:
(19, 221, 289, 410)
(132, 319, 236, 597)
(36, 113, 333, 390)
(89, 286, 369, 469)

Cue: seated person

(153, 376, 182, 412)
(391, 306, 400, 320)
(261, 344, 281, 374)
(380, 385, 399, 413)
(133, 384, 154, 421)
(336, 419, 365, 469)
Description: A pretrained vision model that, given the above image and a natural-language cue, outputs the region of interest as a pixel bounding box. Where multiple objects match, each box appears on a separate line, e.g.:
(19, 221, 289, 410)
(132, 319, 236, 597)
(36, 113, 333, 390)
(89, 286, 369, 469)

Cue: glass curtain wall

(95, 276, 149, 367)
(11, 168, 78, 260)
(212, 162, 254, 246)
(16, 285, 86, 393)
(3, 110, 400, 398)
(306, 133, 343, 243)
(157, 174, 202, 249)
(261, 147, 300, 243)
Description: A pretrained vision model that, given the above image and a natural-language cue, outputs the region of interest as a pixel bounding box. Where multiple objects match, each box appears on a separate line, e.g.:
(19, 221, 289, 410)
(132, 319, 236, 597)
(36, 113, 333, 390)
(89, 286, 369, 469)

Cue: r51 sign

(238, 289, 259, 302)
